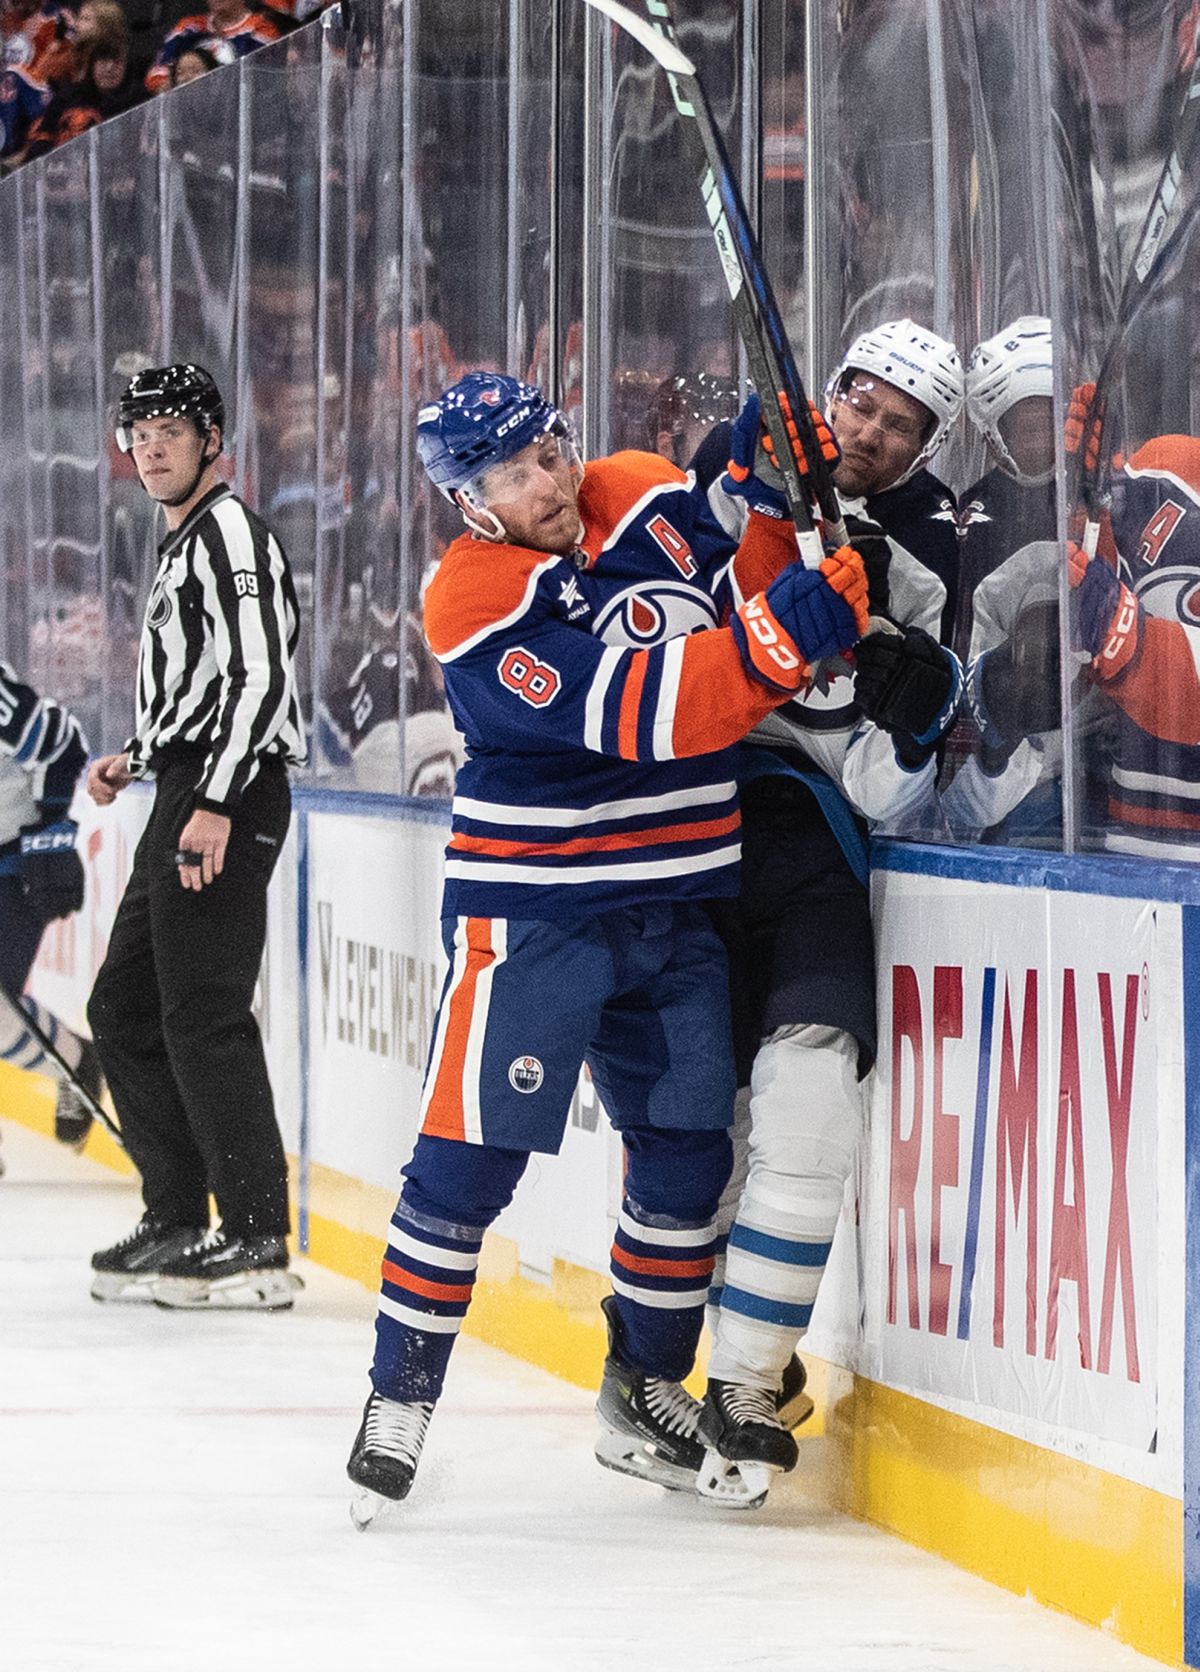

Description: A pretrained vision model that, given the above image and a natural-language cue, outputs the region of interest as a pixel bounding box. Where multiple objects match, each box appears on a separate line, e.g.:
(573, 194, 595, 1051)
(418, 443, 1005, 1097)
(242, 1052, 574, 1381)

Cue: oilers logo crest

(1134, 565, 1200, 628)
(592, 582, 717, 647)
(508, 1055, 544, 1094)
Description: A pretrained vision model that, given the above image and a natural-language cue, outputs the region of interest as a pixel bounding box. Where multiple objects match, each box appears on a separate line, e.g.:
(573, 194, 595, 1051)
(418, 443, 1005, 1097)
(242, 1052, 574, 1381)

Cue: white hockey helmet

(825, 318, 964, 488)
(965, 316, 1054, 486)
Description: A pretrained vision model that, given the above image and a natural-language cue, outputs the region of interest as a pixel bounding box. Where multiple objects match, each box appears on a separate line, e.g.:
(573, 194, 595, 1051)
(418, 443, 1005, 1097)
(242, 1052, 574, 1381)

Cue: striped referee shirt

(126, 484, 305, 809)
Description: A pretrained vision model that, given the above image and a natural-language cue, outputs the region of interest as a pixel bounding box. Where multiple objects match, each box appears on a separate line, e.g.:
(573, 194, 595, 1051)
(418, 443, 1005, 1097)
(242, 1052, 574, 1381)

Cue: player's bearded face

(829, 376, 931, 496)
(471, 434, 584, 553)
(130, 416, 214, 503)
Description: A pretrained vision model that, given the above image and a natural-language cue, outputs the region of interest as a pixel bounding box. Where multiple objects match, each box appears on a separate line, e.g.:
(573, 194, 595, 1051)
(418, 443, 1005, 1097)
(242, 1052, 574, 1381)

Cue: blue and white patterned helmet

(416, 372, 566, 500)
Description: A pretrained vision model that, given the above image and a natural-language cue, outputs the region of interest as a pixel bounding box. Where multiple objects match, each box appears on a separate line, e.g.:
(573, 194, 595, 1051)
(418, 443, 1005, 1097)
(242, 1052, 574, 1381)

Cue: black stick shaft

(0, 981, 123, 1147)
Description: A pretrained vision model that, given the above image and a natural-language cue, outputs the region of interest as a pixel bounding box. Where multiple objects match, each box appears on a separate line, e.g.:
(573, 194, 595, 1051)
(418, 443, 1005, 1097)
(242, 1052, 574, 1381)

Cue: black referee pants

(88, 756, 291, 1239)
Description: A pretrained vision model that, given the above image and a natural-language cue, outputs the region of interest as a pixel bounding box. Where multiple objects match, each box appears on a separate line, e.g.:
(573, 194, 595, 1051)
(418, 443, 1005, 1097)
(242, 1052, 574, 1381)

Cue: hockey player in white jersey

(958, 317, 1058, 649)
(0, 660, 101, 1165)
(691, 324, 966, 1503)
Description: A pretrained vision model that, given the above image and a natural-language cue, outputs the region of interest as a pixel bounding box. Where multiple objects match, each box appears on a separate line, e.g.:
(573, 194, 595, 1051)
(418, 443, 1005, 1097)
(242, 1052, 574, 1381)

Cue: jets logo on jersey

(592, 582, 717, 647)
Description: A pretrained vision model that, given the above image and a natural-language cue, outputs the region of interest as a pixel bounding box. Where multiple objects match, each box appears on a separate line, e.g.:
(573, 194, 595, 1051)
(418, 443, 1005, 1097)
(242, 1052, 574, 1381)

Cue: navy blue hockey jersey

(423, 451, 801, 919)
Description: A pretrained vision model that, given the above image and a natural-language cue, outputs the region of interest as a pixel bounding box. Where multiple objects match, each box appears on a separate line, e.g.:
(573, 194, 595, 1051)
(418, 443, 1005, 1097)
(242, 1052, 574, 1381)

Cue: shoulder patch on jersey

(424, 536, 563, 661)
(577, 452, 689, 562)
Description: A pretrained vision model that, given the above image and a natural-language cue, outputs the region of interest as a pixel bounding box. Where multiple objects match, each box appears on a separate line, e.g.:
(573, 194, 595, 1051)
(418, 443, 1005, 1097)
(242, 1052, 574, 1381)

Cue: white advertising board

(862, 866, 1184, 1489)
(304, 808, 621, 1274)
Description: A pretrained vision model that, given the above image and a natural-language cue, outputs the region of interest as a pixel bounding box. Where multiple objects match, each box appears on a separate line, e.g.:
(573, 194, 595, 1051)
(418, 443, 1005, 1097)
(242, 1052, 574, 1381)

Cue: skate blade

(777, 1390, 815, 1431)
(90, 1271, 158, 1303)
(350, 1486, 391, 1531)
(696, 1447, 771, 1510)
(153, 1269, 304, 1311)
(593, 1420, 701, 1495)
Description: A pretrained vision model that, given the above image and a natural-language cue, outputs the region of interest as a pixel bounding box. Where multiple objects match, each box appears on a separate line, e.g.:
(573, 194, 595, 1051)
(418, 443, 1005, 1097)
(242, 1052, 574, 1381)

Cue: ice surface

(0, 1117, 1164, 1672)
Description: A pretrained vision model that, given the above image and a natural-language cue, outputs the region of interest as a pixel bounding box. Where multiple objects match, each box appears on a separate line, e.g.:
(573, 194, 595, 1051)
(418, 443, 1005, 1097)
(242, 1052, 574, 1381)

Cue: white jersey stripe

(418, 924, 466, 1128)
(652, 638, 684, 761)
(585, 646, 623, 753)
(461, 917, 506, 1145)
(444, 843, 740, 888)
(453, 780, 738, 828)
(1113, 764, 1200, 799)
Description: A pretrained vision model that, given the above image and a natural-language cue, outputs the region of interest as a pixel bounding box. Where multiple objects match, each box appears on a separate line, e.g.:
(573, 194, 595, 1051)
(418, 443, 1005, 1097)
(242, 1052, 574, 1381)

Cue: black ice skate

(54, 1039, 104, 1151)
(347, 1391, 434, 1529)
(777, 1353, 815, 1431)
(593, 1294, 709, 1494)
(698, 1378, 800, 1509)
(152, 1229, 303, 1311)
(91, 1217, 205, 1302)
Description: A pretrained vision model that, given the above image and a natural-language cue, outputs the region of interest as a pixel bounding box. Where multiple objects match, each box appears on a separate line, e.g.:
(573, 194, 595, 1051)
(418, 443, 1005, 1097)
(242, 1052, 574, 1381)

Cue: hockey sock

(707, 1086, 752, 1353)
(370, 1135, 528, 1403)
(709, 1026, 863, 1390)
(611, 1127, 729, 1383)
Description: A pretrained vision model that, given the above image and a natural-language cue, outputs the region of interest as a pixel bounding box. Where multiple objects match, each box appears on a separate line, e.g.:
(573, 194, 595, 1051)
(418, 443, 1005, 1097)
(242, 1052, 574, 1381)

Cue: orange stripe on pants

(420, 916, 494, 1142)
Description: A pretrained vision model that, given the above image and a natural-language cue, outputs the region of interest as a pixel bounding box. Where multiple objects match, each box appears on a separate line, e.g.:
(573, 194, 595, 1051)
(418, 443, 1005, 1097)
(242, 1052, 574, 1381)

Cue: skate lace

(113, 1217, 165, 1253)
(190, 1228, 225, 1255)
(643, 1378, 701, 1439)
(364, 1396, 433, 1464)
(720, 1383, 784, 1429)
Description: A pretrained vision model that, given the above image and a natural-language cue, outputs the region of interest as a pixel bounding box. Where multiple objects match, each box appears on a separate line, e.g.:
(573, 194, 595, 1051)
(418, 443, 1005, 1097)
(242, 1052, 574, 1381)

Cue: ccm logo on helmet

(496, 405, 536, 438)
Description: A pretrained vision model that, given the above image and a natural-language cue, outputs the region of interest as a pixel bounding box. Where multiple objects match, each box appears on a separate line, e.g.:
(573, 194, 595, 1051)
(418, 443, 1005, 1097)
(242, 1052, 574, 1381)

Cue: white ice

(0, 1116, 1164, 1672)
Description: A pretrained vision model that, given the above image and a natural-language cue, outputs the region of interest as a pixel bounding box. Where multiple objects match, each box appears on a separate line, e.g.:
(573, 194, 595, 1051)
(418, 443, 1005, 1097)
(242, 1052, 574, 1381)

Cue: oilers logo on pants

(418, 904, 737, 1153)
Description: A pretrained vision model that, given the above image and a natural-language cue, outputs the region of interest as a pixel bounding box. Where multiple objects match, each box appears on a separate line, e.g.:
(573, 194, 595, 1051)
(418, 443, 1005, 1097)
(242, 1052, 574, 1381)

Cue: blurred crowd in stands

(0, 0, 333, 166)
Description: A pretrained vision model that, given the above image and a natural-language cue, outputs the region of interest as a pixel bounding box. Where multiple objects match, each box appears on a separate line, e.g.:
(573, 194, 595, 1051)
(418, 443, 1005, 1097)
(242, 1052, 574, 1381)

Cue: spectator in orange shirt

(29, 0, 124, 87)
(25, 23, 143, 156)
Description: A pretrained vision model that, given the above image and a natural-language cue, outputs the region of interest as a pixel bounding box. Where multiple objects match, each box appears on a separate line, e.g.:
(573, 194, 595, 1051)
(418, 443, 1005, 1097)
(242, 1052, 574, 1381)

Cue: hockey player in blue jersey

(345, 370, 871, 1523)
(0, 660, 101, 1166)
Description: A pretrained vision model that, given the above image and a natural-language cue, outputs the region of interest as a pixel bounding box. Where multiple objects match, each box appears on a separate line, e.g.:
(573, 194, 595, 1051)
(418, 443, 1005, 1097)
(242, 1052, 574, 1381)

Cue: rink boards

(12, 789, 1200, 1669)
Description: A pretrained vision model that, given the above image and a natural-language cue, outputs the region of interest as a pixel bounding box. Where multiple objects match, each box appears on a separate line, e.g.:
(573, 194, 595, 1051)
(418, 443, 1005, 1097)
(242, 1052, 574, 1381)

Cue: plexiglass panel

(0, 0, 1194, 864)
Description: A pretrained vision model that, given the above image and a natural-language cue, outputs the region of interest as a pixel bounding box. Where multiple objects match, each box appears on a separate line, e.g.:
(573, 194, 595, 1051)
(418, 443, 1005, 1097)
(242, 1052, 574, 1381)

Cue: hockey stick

(1078, 54, 1200, 553)
(581, 0, 848, 564)
(0, 979, 123, 1147)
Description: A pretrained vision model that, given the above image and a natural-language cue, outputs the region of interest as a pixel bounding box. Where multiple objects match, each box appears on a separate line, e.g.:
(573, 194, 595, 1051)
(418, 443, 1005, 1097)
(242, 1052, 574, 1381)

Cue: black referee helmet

(115, 364, 225, 454)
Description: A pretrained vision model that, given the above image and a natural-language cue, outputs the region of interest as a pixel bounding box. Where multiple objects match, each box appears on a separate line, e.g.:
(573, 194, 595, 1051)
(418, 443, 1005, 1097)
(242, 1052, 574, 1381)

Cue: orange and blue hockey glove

(1068, 538, 1141, 681)
(722, 391, 840, 520)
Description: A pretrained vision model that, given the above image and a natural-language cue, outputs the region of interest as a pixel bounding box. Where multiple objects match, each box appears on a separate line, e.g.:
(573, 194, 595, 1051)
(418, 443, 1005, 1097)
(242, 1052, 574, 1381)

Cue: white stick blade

(580, 0, 696, 79)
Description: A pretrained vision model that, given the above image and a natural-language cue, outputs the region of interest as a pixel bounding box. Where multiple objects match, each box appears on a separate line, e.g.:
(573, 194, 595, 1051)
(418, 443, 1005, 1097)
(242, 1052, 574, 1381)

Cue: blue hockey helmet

(416, 372, 568, 499)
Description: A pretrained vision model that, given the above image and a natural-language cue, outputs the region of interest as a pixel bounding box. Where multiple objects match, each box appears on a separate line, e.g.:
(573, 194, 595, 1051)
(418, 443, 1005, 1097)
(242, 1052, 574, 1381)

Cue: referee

(86, 364, 306, 1311)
